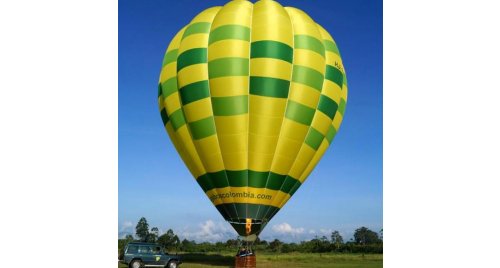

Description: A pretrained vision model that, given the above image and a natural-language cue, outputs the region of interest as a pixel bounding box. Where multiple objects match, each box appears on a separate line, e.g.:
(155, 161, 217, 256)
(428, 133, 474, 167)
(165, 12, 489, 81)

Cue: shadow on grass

(181, 253, 234, 267)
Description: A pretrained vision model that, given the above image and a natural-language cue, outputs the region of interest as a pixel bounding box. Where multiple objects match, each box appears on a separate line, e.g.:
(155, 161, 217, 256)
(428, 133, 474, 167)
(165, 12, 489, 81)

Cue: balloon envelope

(158, 0, 348, 237)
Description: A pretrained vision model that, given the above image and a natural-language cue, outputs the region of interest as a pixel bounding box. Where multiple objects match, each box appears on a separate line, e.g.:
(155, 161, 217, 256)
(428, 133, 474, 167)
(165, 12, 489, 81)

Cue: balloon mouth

(228, 218, 268, 236)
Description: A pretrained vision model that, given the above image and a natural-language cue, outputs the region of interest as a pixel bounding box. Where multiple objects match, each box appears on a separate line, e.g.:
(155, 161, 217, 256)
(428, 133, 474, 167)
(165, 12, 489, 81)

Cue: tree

(353, 227, 381, 245)
(118, 234, 135, 259)
(331, 231, 344, 251)
(147, 227, 159, 243)
(308, 236, 330, 253)
(125, 234, 134, 241)
(281, 243, 298, 253)
(135, 217, 150, 242)
(180, 239, 195, 252)
(269, 239, 283, 253)
(225, 239, 238, 248)
(158, 229, 180, 251)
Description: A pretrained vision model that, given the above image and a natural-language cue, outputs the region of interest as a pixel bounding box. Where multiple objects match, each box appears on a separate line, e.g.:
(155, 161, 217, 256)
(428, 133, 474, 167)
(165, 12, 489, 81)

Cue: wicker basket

(235, 255, 256, 268)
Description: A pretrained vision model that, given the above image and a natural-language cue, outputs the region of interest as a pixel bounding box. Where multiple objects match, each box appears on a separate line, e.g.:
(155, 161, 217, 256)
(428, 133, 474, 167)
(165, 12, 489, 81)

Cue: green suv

(120, 242, 181, 268)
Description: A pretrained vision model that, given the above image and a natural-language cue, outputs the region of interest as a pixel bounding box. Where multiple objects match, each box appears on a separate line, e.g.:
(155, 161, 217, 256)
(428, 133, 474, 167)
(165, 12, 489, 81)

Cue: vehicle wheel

(167, 260, 178, 268)
(129, 259, 142, 268)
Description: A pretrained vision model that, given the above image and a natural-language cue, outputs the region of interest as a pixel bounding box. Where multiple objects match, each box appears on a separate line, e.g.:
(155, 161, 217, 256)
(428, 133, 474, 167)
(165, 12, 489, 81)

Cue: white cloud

(260, 224, 352, 243)
(258, 222, 308, 242)
(120, 221, 133, 232)
(180, 220, 236, 243)
(319, 228, 333, 235)
(271, 222, 305, 235)
(119, 220, 134, 238)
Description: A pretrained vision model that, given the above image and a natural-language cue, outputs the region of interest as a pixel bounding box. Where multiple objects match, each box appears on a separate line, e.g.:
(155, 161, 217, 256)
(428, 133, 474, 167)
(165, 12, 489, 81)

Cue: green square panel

(285, 101, 315, 126)
(188, 116, 216, 140)
(317, 95, 338, 120)
(305, 127, 324, 150)
(170, 109, 186, 131)
(212, 96, 248, 116)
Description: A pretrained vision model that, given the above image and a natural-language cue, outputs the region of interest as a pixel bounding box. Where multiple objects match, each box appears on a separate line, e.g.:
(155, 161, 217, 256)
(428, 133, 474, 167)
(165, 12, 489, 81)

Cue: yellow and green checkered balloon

(158, 0, 347, 237)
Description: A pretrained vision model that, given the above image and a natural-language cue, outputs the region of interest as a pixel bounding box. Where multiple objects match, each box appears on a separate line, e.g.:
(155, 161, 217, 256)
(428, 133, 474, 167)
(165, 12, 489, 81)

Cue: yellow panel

(249, 95, 287, 117)
(177, 64, 208, 88)
(177, 126, 206, 177)
(310, 112, 332, 136)
(316, 23, 334, 43)
(276, 184, 297, 208)
(294, 49, 325, 72)
(288, 160, 308, 180)
(280, 119, 309, 141)
(249, 152, 274, 171)
(288, 145, 316, 178)
(342, 85, 348, 100)
(209, 76, 249, 97)
(272, 193, 291, 208)
(332, 112, 343, 130)
(322, 80, 342, 104)
(252, 24, 293, 45)
(274, 136, 303, 156)
(251, 0, 293, 46)
(218, 133, 247, 153)
(249, 133, 279, 154)
(164, 93, 181, 115)
(190, 6, 221, 23)
(276, 136, 302, 155)
(206, 187, 289, 206)
(208, 40, 250, 60)
(159, 62, 177, 83)
(288, 82, 321, 109)
(292, 20, 321, 37)
(165, 123, 197, 178)
(285, 7, 322, 38)
(328, 52, 345, 71)
(178, 34, 209, 54)
(221, 152, 248, 170)
(299, 140, 329, 182)
(250, 58, 292, 81)
(249, 114, 283, 136)
(182, 99, 213, 123)
(193, 136, 224, 172)
(200, 152, 225, 173)
(325, 51, 338, 63)
(214, 115, 247, 135)
(271, 152, 299, 175)
(211, 0, 252, 29)
(166, 26, 187, 52)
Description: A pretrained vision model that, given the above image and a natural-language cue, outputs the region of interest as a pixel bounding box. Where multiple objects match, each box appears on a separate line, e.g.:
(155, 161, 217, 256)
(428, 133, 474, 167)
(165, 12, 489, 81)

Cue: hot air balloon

(158, 0, 347, 241)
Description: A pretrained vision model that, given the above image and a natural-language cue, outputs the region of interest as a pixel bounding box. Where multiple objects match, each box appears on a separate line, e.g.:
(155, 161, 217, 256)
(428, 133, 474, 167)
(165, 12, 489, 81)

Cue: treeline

(119, 217, 383, 255)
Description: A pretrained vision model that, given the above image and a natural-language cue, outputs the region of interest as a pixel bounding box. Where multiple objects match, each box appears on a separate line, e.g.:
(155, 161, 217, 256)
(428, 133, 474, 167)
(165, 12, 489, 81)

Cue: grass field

(119, 252, 383, 268)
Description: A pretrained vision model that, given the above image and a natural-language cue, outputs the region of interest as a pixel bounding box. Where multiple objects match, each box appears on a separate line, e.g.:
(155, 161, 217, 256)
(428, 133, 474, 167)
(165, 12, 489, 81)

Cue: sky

(119, 0, 382, 243)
